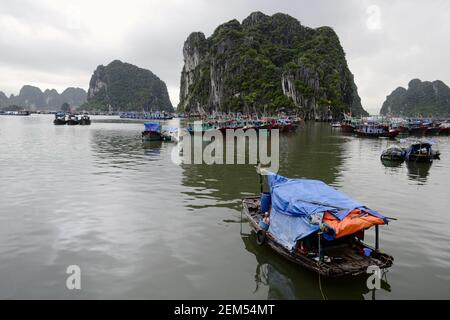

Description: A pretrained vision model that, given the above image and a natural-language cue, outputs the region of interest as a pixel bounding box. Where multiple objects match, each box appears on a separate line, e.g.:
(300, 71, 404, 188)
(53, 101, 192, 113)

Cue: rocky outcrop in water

(83, 60, 173, 112)
(178, 12, 368, 118)
(0, 85, 87, 110)
(380, 79, 450, 117)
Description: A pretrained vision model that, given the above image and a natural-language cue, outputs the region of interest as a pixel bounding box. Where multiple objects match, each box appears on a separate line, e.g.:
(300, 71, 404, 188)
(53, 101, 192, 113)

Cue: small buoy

(256, 230, 266, 245)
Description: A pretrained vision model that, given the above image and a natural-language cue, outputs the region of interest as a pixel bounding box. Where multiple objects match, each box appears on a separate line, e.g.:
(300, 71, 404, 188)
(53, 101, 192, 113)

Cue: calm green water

(0, 114, 449, 299)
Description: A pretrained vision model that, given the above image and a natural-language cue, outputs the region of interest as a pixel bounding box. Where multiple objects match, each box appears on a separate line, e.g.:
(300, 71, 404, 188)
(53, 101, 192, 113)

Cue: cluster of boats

(141, 122, 178, 142)
(53, 113, 91, 126)
(0, 110, 30, 116)
(381, 140, 440, 163)
(337, 115, 450, 138)
(120, 112, 173, 120)
(186, 117, 302, 133)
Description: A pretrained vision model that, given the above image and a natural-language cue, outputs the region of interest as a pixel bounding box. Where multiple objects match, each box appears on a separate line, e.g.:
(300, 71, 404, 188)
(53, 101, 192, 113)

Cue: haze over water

(0, 115, 449, 299)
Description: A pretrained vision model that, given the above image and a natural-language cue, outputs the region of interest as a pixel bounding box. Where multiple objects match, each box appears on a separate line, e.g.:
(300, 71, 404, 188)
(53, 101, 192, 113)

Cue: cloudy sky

(0, 0, 449, 114)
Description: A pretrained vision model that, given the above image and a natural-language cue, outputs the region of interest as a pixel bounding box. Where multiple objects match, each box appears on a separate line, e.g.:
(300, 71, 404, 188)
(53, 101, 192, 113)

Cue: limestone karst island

(1, 1, 449, 308)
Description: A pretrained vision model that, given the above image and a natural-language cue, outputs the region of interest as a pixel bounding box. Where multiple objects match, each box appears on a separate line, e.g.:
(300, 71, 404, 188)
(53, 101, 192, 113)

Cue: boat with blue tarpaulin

(241, 168, 394, 277)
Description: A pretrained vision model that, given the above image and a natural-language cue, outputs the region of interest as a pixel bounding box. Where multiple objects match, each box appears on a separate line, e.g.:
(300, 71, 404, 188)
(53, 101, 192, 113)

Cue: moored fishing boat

(425, 123, 441, 136)
(355, 122, 399, 139)
(242, 169, 394, 277)
(340, 114, 360, 133)
(79, 114, 91, 125)
(142, 122, 164, 141)
(53, 112, 66, 125)
(405, 141, 434, 163)
(381, 145, 406, 162)
(66, 114, 80, 125)
(407, 120, 427, 136)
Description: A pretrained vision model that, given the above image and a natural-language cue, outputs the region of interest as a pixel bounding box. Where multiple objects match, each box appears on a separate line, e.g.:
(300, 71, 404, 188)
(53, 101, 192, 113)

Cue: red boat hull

(340, 123, 355, 133)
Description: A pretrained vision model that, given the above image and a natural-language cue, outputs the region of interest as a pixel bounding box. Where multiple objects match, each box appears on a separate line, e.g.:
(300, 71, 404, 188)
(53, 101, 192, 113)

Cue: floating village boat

(242, 169, 394, 277)
(340, 114, 361, 133)
(380, 145, 406, 162)
(381, 139, 440, 164)
(403, 119, 428, 136)
(79, 114, 91, 125)
(405, 141, 434, 163)
(53, 112, 67, 125)
(355, 121, 400, 139)
(141, 122, 174, 142)
(66, 114, 80, 125)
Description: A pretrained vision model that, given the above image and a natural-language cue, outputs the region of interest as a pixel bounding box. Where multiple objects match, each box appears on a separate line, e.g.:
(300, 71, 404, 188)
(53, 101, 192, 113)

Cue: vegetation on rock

(179, 11, 368, 118)
(380, 79, 450, 117)
(83, 60, 173, 112)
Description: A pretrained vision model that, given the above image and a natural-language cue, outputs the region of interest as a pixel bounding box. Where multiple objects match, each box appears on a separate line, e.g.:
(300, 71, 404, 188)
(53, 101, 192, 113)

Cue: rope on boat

(318, 272, 327, 300)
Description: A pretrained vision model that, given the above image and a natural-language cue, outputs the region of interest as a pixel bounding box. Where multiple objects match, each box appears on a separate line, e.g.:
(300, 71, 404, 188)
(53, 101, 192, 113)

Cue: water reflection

(90, 129, 165, 171)
(241, 233, 391, 299)
(406, 162, 432, 183)
(180, 123, 346, 210)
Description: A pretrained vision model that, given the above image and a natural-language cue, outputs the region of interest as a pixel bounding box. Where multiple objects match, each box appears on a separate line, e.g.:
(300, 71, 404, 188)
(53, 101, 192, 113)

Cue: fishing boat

(241, 169, 394, 278)
(355, 121, 400, 139)
(66, 114, 80, 125)
(53, 112, 66, 125)
(380, 145, 406, 162)
(79, 114, 91, 125)
(142, 122, 164, 141)
(340, 114, 360, 133)
(407, 120, 427, 136)
(405, 141, 434, 163)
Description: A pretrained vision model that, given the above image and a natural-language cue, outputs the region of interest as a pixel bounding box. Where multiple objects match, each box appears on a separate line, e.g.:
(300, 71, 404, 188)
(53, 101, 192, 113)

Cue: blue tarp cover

(266, 173, 386, 250)
(144, 122, 161, 132)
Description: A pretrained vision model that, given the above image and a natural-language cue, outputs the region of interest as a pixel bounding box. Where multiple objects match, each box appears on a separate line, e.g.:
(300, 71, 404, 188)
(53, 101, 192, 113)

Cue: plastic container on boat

(363, 248, 373, 257)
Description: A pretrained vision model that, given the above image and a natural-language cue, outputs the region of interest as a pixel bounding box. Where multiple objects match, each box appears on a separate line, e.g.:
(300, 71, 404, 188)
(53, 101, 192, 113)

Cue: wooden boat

(66, 114, 80, 125)
(142, 122, 163, 141)
(79, 115, 91, 125)
(242, 171, 394, 278)
(405, 141, 434, 163)
(380, 145, 406, 162)
(53, 112, 66, 125)
(407, 120, 427, 136)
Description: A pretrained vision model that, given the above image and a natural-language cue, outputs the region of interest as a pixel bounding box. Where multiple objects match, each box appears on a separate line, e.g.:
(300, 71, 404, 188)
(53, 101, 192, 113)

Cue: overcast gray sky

(1, 0, 449, 114)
